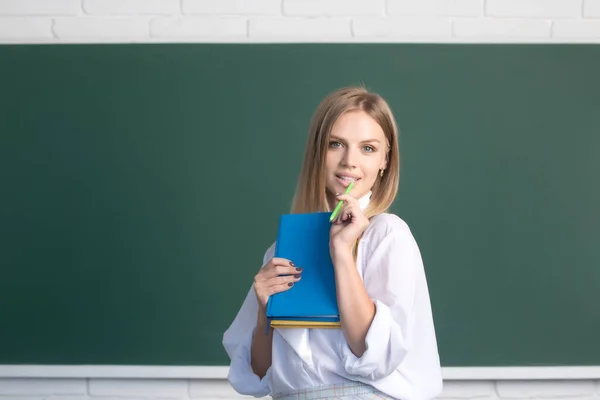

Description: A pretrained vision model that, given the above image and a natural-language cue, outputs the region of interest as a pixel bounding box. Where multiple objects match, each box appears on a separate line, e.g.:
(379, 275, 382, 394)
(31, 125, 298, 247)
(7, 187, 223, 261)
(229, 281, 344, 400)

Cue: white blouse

(222, 193, 443, 400)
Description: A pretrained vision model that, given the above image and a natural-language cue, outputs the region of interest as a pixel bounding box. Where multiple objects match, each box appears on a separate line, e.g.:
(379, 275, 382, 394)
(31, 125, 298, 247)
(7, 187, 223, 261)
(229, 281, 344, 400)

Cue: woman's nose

(341, 148, 358, 169)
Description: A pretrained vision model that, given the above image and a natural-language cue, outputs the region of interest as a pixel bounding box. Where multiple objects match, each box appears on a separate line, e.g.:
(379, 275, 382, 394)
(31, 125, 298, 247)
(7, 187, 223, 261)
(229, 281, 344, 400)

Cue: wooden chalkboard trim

(0, 365, 599, 380)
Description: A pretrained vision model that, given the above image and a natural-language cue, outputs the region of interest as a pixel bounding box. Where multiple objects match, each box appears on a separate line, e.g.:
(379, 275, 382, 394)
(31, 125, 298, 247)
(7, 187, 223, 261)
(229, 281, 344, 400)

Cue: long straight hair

(291, 86, 400, 221)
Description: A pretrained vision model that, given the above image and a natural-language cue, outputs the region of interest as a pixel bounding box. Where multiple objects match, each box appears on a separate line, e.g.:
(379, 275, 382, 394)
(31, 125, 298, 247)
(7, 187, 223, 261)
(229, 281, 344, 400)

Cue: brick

(0, 17, 54, 39)
(388, 0, 482, 17)
(283, 0, 384, 17)
(190, 379, 269, 398)
(249, 17, 351, 38)
(0, 397, 43, 400)
(585, 0, 600, 17)
(83, 0, 180, 16)
(183, 0, 280, 16)
(46, 397, 172, 400)
(0, 378, 85, 395)
(352, 16, 451, 37)
(453, 18, 551, 38)
(0, 0, 80, 15)
(88, 378, 188, 397)
(553, 19, 600, 37)
(496, 380, 596, 398)
(486, 0, 582, 18)
(45, 397, 178, 400)
(53, 17, 150, 39)
(151, 17, 247, 38)
(438, 380, 496, 398)
(45, 397, 94, 400)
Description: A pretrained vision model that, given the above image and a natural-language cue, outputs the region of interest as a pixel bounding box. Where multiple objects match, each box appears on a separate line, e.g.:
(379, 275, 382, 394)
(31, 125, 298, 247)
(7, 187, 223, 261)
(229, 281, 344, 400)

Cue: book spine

(265, 214, 285, 319)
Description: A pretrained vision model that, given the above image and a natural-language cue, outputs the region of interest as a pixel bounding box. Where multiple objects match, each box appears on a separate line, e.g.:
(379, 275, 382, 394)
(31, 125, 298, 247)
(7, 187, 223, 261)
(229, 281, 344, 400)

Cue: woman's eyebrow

(330, 135, 381, 144)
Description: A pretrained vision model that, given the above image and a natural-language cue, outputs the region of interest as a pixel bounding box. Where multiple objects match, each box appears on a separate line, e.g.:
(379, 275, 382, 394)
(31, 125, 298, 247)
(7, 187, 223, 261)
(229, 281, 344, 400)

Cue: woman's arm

(329, 193, 377, 357)
(329, 195, 430, 381)
(250, 255, 302, 378)
(336, 223, 424, 381)
(222, 244, 300, 395)
(331, 248, 375, 358)
(250, 309, 274, 378)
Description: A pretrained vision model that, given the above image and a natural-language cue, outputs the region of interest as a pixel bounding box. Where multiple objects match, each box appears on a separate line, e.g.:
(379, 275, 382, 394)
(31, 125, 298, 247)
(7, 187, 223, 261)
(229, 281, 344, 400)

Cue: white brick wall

(353, 16, 451, 38)
(0, 0, 81, 16)
(1, 0, 599, 397)
(183, 0, 280, 16)
(495, 380, 597, 398)
(250, 17, 351, 38)
(0, 378, 86, 396)
(151, 17, 247, 39)
(283, 0, 385, 17)
(453, 18, 551, 38)
(387, 0, 482, 17)
(485, 0, 582, 18)
(0, 377, 599, 399)
(83, 0, 180, 16)
(586, 0, 600, 17)
(1, 0, 600, 42)
(53, 17, 151, 39)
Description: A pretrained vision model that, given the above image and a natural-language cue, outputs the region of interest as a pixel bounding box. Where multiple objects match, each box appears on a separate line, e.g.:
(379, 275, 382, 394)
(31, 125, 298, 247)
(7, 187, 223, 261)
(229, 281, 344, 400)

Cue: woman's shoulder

(361, 212, 417, 253)
(366, 212, 412, 238)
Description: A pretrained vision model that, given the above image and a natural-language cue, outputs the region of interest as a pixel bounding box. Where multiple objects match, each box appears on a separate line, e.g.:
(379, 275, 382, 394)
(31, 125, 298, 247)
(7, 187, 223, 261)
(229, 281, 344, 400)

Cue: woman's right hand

(253, 257, 302, 311)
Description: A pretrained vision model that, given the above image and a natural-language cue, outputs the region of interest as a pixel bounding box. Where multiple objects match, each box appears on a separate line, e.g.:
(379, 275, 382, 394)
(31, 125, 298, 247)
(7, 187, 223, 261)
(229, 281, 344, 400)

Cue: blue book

(266, 212, 340, 327)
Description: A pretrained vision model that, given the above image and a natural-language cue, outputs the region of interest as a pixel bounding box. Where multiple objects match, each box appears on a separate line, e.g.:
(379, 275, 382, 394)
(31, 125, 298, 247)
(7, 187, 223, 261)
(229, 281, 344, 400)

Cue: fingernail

(289, 261, 295, 267)
(294, 274, 301, 278)
(296, 267, 303, 271)
(288, 282, 294, 287)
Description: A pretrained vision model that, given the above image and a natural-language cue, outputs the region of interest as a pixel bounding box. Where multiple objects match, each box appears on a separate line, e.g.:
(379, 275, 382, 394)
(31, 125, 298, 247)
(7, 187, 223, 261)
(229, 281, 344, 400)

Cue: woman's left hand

(329, 193, 370, 256)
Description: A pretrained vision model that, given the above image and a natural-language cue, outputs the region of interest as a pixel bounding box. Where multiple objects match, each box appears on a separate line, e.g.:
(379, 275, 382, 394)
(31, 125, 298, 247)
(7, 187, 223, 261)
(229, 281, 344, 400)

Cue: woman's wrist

(330, 242, 354, 264)
(256, 307, 267, 324)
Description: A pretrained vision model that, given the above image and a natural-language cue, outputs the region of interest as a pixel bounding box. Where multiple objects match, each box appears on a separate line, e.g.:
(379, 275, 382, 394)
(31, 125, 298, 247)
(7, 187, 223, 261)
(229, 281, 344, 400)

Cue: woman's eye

(363, 145, 375, 152)
(329, 141, 342, 148)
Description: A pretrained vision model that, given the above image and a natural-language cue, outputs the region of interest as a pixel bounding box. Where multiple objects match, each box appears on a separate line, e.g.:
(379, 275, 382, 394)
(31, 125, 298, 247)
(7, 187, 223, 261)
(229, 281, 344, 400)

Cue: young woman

(223, 86, 442, 400)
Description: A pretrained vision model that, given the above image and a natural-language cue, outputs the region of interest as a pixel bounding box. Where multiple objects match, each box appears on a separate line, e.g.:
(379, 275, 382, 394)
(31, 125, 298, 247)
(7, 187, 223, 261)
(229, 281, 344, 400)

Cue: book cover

(265, 212, 339, 324)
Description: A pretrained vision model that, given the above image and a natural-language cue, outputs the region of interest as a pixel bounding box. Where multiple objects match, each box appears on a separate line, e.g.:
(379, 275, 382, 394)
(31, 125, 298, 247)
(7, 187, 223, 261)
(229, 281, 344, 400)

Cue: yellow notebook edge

(270, 320, 341, 329)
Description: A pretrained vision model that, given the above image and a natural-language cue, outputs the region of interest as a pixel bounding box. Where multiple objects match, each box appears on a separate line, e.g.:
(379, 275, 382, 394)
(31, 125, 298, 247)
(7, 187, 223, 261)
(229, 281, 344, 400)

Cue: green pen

(329, 181, 354, 222)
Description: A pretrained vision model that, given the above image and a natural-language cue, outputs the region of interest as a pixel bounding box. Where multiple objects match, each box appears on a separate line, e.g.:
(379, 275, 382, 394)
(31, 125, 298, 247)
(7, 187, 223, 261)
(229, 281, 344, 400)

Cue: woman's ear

(381, 152, 389, 171)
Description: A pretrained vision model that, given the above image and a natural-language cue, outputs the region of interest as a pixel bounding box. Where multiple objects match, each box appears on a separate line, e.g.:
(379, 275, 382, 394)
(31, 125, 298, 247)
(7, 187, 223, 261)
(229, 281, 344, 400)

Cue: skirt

(272, 382, 395, 400)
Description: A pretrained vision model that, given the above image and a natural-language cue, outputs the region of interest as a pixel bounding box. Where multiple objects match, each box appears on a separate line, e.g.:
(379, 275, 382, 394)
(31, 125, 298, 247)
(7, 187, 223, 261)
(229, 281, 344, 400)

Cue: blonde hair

(291, 86, 400, 220)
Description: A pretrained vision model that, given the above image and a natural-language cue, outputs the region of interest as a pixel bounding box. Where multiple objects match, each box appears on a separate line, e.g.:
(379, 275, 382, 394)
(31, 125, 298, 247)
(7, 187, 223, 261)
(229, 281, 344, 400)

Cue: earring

(380, 169, 385, 177)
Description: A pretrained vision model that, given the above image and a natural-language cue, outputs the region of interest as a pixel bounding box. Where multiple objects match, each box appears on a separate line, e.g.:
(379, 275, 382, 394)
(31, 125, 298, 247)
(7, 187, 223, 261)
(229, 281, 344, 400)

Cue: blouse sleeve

(340, 216, 430, 381)
(222, 243, 276, 397)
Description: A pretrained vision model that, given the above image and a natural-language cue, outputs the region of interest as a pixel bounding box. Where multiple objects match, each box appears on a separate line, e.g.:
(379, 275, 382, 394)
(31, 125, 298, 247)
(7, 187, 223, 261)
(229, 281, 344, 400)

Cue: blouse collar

(358, 191, 372, 210)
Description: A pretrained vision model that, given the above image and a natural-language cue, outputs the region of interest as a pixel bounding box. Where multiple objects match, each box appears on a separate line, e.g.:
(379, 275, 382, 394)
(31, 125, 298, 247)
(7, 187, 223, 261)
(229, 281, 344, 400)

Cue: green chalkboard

(1, 44, 599, 367)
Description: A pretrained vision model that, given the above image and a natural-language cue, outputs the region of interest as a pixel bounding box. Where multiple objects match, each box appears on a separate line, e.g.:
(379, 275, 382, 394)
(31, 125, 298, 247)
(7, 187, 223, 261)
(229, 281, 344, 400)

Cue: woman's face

(325, 110, 388, 208)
